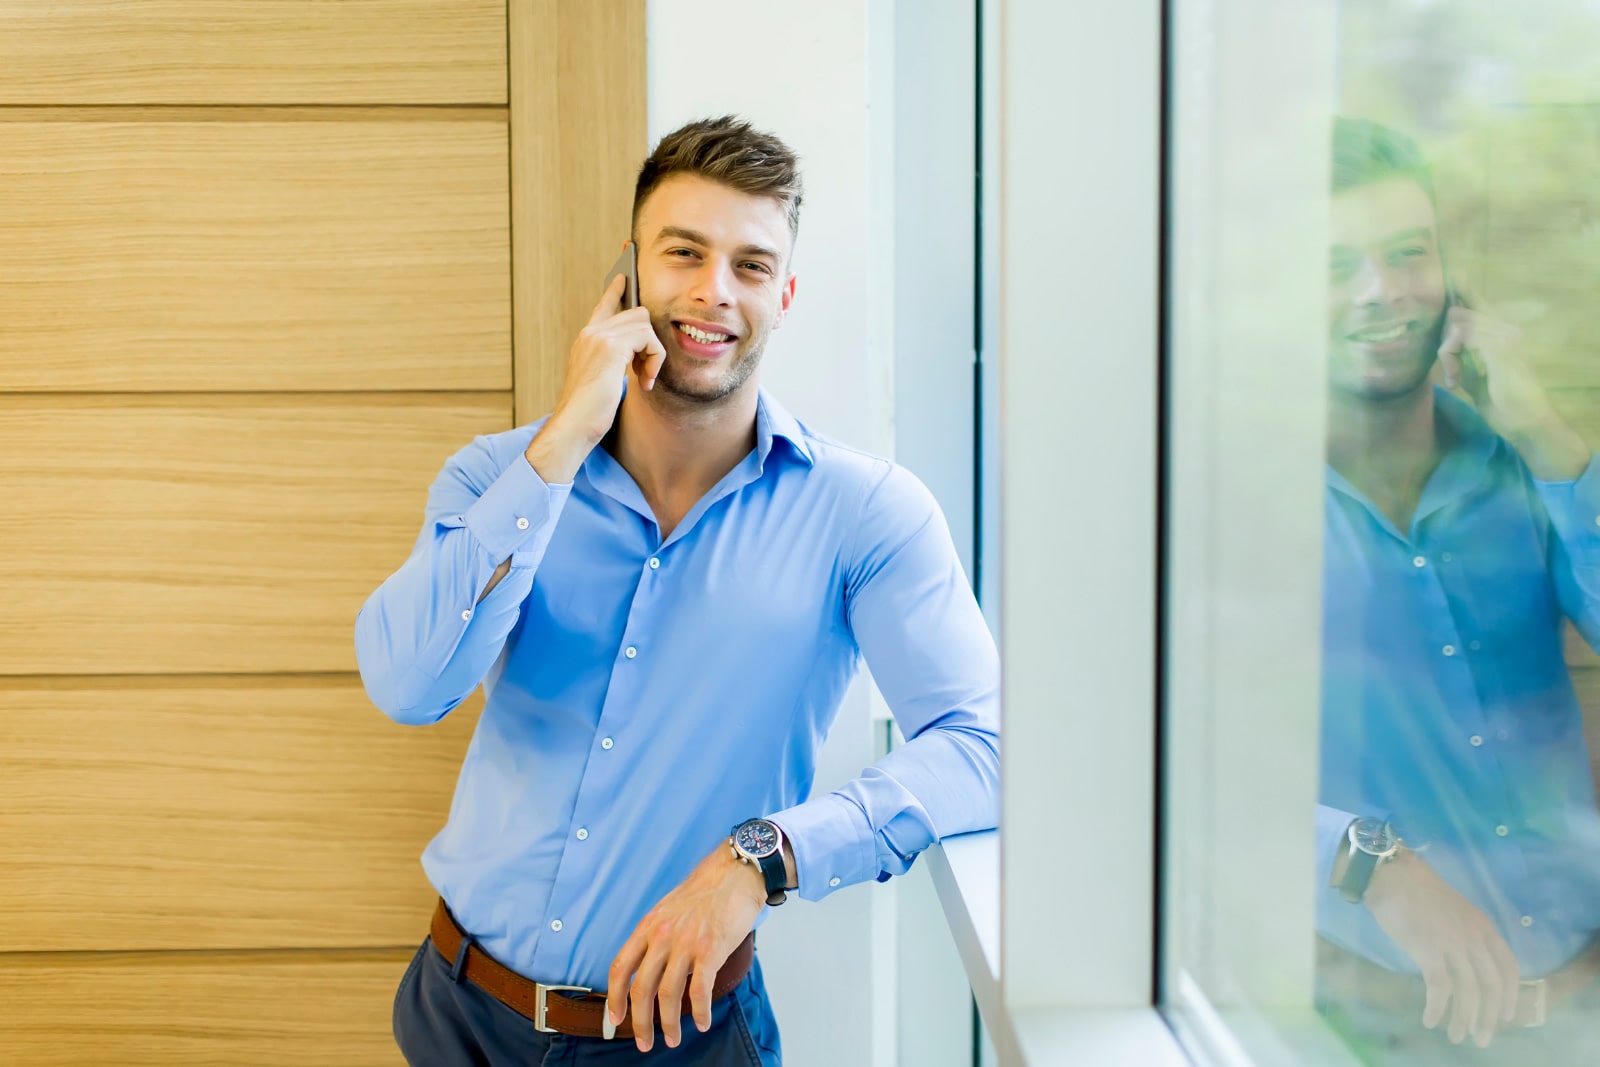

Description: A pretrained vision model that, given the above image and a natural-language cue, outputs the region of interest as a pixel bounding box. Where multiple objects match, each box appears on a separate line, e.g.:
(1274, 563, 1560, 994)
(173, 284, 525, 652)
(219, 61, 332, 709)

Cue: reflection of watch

(730, 818, 788, 906)
(1339, 817, 1401, 903)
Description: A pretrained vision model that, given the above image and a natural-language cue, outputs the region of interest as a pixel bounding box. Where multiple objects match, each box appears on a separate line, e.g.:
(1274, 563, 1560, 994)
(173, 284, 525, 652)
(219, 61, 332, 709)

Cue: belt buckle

(1518, 978, 1548, 1029)
(534, 983, 593, 1035)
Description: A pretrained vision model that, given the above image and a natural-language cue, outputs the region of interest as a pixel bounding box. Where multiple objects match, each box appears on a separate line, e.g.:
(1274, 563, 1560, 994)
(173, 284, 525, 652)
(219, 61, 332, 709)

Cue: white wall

(647, 2, 898, 1065)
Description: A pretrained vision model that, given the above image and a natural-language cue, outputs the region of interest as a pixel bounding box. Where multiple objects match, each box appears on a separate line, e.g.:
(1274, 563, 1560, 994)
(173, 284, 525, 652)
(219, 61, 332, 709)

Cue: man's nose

(687, 260, 736, 306)
(1350, 258, 1406, 307)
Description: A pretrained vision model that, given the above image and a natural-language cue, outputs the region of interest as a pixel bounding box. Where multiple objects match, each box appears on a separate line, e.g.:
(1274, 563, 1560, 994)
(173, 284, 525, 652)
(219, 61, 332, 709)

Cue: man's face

(634, 174, 796, 404)
(1327, 178, 1449, 402)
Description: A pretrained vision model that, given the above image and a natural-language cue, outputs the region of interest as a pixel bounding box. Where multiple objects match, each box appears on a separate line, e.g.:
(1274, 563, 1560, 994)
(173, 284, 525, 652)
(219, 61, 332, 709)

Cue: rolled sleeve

(1533, 453, 1600, 554)
(769, 793, 880, 902)
(461, 453, 573, 564)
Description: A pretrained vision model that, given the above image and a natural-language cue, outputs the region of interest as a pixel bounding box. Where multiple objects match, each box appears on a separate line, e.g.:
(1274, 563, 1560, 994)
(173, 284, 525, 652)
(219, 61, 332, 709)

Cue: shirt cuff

(768, 793, 879, 902)
(461, 452, 573, 562)
(1533, 453, 1600, 545)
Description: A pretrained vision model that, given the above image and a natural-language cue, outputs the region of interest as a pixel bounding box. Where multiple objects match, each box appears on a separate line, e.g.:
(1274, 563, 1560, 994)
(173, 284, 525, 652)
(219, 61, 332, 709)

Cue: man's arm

(768, 462, 1000, 900)
(354, 434, 571, 724)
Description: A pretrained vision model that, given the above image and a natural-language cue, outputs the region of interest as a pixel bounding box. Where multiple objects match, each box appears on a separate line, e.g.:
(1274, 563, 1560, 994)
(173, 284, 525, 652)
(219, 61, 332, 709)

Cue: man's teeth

(1351, 323, 1409, 343)
(679, 323, 732, 344)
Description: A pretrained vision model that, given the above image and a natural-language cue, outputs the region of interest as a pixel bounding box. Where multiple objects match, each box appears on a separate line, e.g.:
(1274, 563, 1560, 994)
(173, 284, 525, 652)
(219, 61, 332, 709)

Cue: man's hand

(1363, 849, 1520, 1048)
(525, 273, 667, 485)
(604, 842, 767, 1053)
(1437, 304, 1589, 480)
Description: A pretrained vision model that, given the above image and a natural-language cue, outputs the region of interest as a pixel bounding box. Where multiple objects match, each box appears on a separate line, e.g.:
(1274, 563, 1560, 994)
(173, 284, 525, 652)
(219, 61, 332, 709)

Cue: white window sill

(925, 831, 1193, 1066)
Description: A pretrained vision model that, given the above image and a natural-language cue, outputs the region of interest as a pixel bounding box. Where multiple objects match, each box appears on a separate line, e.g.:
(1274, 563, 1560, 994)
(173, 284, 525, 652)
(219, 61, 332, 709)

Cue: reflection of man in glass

(1316, 117, 1600, 1062)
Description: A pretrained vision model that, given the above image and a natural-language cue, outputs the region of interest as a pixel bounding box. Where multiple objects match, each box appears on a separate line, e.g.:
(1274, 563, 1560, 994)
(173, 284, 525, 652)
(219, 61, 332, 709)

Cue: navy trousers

(393, 936, 784, 1066)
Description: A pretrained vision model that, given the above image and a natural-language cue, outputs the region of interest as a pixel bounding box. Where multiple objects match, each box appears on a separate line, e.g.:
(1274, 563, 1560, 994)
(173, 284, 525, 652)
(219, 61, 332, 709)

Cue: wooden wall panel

(0, 678, 479, 952)
(0, 949, 412, 1066)
(0, 394, 511, 676)
(0, 1, 505, 105)
(511, 0, 649, 423)
(0, 112, 510, 393)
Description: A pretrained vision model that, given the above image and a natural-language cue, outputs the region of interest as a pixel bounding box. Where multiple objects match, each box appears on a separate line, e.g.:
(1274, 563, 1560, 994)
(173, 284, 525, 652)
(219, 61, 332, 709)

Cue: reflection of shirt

(1317, 388, 1600, 978)
(354, 390, 999, 990)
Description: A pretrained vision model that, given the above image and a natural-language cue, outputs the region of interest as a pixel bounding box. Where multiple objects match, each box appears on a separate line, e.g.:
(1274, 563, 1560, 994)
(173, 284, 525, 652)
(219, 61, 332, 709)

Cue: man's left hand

(605, 841, 767, 1053)
(1438, 305, 1590, 481)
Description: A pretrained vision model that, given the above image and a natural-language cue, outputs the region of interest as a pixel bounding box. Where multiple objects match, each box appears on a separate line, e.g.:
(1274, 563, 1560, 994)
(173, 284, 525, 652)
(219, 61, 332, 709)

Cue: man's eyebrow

(655, 226, 781, 263)
(1381, 227, 1435, 245)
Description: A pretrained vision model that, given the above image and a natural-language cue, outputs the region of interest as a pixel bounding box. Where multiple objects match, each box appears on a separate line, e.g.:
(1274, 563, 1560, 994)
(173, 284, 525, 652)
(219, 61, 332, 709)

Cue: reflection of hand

(604, 843, 767, 1053)
(1437, 305, 1589, 480)
(1364, 849, 1520, 1047)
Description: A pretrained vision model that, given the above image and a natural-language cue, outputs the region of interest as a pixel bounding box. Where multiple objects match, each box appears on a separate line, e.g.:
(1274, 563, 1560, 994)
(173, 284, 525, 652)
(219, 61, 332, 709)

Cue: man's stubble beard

(1329, 310, 1447, 405)
(652, 321, 773, 404)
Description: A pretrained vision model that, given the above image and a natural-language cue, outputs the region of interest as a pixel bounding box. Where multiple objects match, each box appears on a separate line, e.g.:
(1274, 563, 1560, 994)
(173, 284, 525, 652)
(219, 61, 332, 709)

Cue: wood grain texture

(0, 114, 510, 392)
(0, 0, 505, 105)
(0, 676, 478, 952)
(0, 948, 413, 1065)
(510, 0, 648, 424)
(0, 393, 511, 675)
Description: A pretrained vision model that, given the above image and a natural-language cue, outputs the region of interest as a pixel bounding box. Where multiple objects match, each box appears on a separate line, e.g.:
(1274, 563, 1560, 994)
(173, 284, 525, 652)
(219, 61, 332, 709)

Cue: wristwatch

(1338, 817, 1401, 903)
(730, 818, 789, 906)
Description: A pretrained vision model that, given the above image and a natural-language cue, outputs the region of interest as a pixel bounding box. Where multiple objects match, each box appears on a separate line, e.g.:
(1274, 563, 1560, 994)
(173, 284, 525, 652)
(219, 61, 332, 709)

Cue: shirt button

(648, 557, 661, 570)
(1442, 645, 1456, 657)
(601, 737, 614, 750)
(460, 609, 472, 621)
(829, 877, 841, 887)
(516, 517, 530, 530)
(1496, 824, 1510, 837)
(576, 828, 589, 841)
(550, 919, 563, 932)
(1470, 735, 1484, 747)
(1497, 729, 1509, 741)
(624, 646, 638, 659)
(1441, 552, 1453, 563)
(1413, 556, 1427, 568)
(1470, 640, 1482, 651)
(1521, 915, 1535, 928)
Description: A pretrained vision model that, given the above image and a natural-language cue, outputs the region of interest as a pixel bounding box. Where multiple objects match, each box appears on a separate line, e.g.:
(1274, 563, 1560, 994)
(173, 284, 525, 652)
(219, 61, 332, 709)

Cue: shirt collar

(756, 388, 815, 468)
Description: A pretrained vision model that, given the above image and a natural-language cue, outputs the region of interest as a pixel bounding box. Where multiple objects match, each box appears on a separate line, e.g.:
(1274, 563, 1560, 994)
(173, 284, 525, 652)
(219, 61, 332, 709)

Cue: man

(1314, 117, 1600, 1064)
(355, 115, 999, 1065)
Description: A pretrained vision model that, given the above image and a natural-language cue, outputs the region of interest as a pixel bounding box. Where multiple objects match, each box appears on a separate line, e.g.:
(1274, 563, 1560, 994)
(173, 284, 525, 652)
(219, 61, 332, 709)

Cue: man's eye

(669, 248, 697, 258)
(742, 262, 771, 274)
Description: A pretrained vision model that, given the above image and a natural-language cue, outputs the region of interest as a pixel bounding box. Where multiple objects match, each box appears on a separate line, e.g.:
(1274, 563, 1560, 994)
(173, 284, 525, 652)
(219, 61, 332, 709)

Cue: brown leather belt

(429, 897, 755, 1040)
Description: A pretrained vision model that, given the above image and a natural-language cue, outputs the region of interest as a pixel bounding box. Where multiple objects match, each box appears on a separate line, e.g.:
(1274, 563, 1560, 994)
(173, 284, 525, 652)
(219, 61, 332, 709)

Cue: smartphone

(604, 241, 639, 310)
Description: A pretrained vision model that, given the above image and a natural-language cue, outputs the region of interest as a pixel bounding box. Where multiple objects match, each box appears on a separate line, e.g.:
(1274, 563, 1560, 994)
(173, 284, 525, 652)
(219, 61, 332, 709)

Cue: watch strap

(756, 849, 787, 906)
(1339, 845, 1381, 903)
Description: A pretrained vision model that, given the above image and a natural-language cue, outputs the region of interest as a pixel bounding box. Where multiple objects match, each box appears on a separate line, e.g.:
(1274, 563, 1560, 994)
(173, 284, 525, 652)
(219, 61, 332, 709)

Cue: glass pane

(1163, 1, 1600, 1064)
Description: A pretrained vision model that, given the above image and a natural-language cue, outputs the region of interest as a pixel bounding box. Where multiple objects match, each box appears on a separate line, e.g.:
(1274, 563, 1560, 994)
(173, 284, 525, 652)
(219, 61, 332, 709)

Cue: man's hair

(632, 115, 804, 246)
(1331, 116, 1435, 204)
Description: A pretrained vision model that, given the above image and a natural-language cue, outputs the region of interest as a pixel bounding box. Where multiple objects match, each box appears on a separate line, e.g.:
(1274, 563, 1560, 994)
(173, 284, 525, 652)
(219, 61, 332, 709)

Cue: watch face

(1350, 818, 1399, 857)
(735, 820, 781, 860)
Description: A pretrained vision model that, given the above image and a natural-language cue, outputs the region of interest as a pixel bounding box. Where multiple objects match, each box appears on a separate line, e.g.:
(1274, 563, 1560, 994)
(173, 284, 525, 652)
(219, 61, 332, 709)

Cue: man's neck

(1326, 382, 1442, 517)
(610, 375, 761, 510)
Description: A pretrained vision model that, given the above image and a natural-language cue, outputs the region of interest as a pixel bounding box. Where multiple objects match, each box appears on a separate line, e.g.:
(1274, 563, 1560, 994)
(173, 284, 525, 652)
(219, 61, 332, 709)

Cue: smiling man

(356, 116, 1000, 1066)
(1312, 118, 1600, 1063)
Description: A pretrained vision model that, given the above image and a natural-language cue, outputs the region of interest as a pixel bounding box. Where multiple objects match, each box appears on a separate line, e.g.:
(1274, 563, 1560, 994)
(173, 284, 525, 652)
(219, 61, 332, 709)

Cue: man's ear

(775, 273, 798, 328)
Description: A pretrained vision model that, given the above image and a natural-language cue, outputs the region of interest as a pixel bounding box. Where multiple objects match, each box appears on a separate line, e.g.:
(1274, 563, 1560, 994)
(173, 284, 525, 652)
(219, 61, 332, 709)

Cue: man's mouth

(1346, 321, 1414, 344)
(675, 322, 736, 345)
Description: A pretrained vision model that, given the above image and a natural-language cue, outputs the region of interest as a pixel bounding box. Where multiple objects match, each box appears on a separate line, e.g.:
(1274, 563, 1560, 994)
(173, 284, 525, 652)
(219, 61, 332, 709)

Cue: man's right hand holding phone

(1361, 848, 1522, 1048)
(526, 272, 666, 486)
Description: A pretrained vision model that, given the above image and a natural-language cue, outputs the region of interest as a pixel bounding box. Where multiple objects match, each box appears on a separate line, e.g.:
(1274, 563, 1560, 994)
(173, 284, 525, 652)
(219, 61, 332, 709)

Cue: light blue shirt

(1317, 388, 1600, 978)
(355, 390, 999, 990)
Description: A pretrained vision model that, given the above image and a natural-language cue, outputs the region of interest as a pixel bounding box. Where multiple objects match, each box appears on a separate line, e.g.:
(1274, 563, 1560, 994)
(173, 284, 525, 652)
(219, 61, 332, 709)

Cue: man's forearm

(1509, 414, 1591, 482)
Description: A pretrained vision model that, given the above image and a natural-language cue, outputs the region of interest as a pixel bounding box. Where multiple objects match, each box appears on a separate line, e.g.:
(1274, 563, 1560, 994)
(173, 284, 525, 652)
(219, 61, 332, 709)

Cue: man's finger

(1488, 936, 1521, 1024)
(656, 951, 693, 1049)
(1467, 941, 1502, 1048)
(588, 272, 628, 327)
(634, 328, 668, 391)
(689, 960, 718, 1033)
(605, 931, 648, 1030)
(1420, 960, 1453, 1030)
(629, 940, 671, 1053)
(1446, 952, 1480, 1045)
